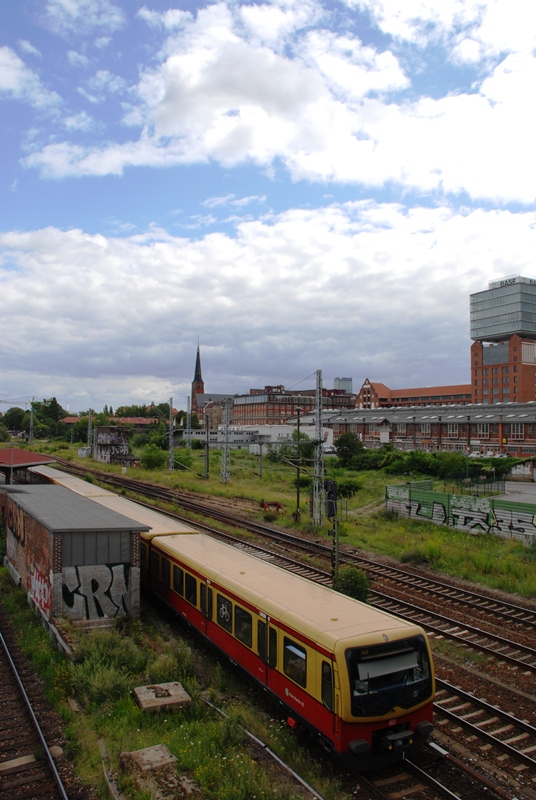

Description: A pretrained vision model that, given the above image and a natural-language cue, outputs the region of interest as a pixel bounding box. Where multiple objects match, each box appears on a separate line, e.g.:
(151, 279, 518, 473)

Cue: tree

(0, 424, 10, 442)
(332, 565, 370, 603)
(3, 407, 25, 431)
(335, 433, 364, 468)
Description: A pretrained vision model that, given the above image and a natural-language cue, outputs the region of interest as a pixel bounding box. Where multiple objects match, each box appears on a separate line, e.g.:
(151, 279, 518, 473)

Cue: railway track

(50, 463, 536, 672)
(0, 634, 68, 800)
(50, 462, 536, 797)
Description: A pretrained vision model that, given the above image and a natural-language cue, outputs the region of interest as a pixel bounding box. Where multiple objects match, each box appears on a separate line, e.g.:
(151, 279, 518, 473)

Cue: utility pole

(168, 397, 174, 471)
(87, 409, 93, 457)
(294, 407, 302, 522)
(312, 369, 324, 526)
(326, 480, 339, 582)
(186, 397, 192, 449)
(220, 398, 231, 483)
(204, 413, 210, 479)
(29, 399, 34, 445)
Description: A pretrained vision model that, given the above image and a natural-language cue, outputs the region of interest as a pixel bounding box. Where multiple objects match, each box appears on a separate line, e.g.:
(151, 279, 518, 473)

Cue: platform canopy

(0, 448, 56, 484)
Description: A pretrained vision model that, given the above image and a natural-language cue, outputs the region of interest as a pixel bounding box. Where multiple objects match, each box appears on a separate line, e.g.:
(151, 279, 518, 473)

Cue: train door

(257, 615, 278, 691)
(199, 580, 213, 637)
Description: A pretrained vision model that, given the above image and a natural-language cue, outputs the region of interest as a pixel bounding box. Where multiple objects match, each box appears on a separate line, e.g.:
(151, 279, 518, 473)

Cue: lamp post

(295, 407, 303, 522)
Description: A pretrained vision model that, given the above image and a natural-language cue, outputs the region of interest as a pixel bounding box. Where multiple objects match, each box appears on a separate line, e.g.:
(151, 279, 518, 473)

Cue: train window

(258, 620, 267, 662)
(140, 542, 147, 566)
(200, 585, 213, 619)
(235, 606, 252, 648)
(283, 638, 306, 688)
(161, 558, 170, 587)
(173, 565, 184, 595)
(185, 573, 197, 606)
(321, 661, 333, 711)
(150, 551, 159, 579)
(268, 627, 277, 668)
(216, 594, 233, 632)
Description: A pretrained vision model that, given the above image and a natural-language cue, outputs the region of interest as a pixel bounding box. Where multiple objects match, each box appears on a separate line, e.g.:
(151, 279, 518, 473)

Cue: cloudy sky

(2, 0, 536, 414)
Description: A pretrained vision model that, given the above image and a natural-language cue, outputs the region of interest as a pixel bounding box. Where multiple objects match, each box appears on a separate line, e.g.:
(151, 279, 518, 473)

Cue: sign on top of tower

(489, 275, 536, 289)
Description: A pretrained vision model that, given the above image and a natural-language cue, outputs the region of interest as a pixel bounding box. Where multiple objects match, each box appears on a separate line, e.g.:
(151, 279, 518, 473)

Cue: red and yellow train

(140, 528, 435, 771)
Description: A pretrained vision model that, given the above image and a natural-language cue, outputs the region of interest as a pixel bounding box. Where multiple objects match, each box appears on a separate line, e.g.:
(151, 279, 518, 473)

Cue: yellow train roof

(29, 466, 115, 498)
(92, 495, 198, 537)
(154, 533, 423, 652)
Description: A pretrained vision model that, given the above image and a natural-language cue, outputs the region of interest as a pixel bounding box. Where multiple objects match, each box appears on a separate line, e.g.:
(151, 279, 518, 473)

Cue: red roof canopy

(0, 448, 56, 468)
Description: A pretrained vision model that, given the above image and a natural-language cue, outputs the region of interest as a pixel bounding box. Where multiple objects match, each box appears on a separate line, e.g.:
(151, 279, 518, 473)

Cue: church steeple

(191, 342, 204, 415)
(193, 342, 203, 385)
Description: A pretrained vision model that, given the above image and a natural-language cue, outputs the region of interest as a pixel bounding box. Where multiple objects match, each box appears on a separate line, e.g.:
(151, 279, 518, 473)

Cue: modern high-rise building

(334, 377, 353, 393)
(470, 275, 536, 403)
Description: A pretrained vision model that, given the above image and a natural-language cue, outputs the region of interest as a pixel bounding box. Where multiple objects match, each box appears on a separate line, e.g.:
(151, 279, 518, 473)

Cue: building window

(503, 387, 510, 394)
(447, 423, 458, 437)
(503, 377, 509, 384)
(512, 423, 524, 440)
(493, 388, 500, 394)
(482, 379, 488, 385)
(477, 423, 489, 438)
(421, 423, 431, 436)
(475, 369, 479, 376)
(502, 366, 509, 374)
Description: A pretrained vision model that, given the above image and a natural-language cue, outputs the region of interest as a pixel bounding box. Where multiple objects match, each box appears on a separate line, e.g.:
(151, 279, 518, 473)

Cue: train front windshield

(345, 635, 432, 717)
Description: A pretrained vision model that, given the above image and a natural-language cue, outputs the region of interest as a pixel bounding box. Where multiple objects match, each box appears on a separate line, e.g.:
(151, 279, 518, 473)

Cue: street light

(294, 407, 303, 522)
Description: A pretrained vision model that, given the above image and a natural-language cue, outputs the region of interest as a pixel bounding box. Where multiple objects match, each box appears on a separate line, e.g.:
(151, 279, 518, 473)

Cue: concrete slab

(133, 681, 192, 712)
(121, 744, 176, 774)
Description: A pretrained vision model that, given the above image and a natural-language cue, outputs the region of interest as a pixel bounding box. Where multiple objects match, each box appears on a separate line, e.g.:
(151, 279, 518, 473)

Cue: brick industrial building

(470, 276, 536, 404)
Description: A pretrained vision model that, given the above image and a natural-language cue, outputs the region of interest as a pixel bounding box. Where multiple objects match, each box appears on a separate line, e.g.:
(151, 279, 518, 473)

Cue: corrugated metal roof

(8, 485, 150, 534)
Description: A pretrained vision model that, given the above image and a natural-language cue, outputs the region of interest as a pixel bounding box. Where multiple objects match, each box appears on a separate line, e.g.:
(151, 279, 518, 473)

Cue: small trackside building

(1, 484, 149, 624)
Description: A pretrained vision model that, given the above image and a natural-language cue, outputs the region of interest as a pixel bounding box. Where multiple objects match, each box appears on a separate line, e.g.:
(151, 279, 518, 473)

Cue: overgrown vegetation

(332, 565, 370, 602)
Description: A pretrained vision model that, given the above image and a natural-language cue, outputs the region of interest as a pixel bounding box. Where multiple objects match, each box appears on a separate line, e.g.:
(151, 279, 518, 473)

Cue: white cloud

(43, 0, 125, 37)
(2, 203, 536, 409)
(19, 40, 41, 57)
(64, 110, 95, 131)
(17, 1, 536, 204)
(0, 46, 61, 108)
(68, 50, 89, 68)
(78, 69, 127, 103)
(137, 6, 192, 30)
(349, 0, 536, 61)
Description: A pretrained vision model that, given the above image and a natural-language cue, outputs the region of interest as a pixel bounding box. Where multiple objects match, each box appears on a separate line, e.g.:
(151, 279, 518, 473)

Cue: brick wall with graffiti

(386, 485, 536, 547)
(4, 496, 53, 617)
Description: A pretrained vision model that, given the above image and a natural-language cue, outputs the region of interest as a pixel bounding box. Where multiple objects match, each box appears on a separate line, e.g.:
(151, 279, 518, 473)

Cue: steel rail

(0, 633, 69, 800)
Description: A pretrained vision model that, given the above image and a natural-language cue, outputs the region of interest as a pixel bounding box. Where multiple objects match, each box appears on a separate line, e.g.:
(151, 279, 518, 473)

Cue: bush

(332, 565, 370, 602)
(141, 444, 167, 470)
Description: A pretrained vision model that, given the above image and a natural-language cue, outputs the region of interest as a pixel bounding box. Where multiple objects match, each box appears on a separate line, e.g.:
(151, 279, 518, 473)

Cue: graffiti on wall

(29, 565, 52, 615)
(62, 563, 130, 619)
(386, 491, 536, 546)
